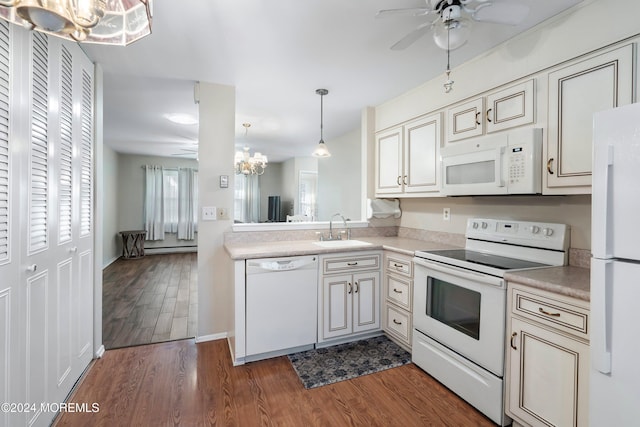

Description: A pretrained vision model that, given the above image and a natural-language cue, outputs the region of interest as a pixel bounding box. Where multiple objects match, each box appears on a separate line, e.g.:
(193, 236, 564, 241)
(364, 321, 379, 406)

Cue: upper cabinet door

(545, 44, 634, 193)
(404, 112, 442, 194)
(375, 127, 403, 195)
(486, 79, 535, 134)
(446, 97, 484, 142)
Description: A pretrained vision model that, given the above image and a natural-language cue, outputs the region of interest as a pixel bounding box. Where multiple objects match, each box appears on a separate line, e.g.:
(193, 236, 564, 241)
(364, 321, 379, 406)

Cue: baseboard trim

(195, 332, 227, 343)
(102, 255, 120, 269)
(145, 246, 197, 255)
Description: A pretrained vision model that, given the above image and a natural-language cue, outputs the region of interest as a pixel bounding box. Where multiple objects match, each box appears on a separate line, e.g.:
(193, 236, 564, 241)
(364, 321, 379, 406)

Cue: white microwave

(440, 128, 542, 196)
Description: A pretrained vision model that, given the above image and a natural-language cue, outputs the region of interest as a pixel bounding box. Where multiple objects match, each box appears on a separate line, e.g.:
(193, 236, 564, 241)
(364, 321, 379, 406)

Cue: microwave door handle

(496, 146, 505, 187)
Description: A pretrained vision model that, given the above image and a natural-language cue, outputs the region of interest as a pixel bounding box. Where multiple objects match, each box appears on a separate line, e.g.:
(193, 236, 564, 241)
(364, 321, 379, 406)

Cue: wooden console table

(119, 230, 147, 259)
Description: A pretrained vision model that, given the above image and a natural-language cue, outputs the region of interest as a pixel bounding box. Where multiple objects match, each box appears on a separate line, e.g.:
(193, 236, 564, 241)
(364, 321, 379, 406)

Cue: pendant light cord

(320, 92, 324, 141)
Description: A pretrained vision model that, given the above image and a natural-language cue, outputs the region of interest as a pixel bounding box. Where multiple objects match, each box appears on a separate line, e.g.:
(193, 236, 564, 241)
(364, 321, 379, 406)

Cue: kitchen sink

(313, 239, 372, 248)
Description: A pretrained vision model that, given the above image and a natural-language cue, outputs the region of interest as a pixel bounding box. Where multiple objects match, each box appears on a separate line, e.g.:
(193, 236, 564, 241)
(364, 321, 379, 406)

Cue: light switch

(202, 206, 217, 221)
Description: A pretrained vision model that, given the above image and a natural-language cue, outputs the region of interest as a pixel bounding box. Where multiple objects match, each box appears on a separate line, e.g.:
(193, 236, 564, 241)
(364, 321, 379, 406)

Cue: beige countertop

(226, 237, 590, 301)
(224, 236, 459, 260)
(504, 266, 590, 301)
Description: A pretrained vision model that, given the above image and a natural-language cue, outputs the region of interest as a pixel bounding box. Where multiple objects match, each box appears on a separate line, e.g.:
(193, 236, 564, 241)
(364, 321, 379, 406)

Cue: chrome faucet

(329, 213, 350, 241)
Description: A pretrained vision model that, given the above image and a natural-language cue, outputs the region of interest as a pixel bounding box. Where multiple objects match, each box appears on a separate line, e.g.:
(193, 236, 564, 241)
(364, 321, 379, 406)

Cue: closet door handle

(510, 332, 518, 350)
(26, 264, 37, 273)
(69, 246, 78, 253)
(486, 108, 493, 123)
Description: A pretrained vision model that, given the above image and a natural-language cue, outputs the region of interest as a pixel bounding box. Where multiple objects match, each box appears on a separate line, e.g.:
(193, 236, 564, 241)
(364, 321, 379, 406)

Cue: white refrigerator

(590, 102, 640, 426)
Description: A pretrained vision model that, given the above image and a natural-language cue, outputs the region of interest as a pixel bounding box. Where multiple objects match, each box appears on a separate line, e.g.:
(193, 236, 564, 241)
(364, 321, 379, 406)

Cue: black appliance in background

(267, 196, 281, 222)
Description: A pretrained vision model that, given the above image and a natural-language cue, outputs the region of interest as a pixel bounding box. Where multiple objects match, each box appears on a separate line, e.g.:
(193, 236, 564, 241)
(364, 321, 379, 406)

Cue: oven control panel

(467, 218, 570, 251)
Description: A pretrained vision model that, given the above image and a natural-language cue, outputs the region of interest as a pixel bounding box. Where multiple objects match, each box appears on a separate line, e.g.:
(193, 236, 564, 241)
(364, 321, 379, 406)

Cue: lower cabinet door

(321, 274, 353, 340)
(352, 271, 380, 334)
(508, 317, 590, 427)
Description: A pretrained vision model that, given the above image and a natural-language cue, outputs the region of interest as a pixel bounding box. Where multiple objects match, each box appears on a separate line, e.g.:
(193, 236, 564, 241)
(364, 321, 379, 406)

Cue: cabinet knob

(547, 158, 555, 175)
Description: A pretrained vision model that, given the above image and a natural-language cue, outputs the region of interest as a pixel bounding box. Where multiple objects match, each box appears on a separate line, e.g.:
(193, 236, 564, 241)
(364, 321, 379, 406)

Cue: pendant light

(312, 88, 331, 158)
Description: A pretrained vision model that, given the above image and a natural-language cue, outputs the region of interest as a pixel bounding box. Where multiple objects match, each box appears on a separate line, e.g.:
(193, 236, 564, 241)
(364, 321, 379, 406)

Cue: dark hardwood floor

(102, 253, 197, 349)
(54, 339, 495, 426)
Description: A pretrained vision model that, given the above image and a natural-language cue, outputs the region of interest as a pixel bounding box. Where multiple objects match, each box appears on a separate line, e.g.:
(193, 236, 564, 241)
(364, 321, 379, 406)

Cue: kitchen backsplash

(224, 225, 590, 268)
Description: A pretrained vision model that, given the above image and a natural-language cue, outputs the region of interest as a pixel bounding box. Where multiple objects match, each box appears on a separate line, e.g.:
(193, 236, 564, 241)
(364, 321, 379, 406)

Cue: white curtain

(144, 165, 165, 240)
(235, 174, 260, 223)
(177, 168, 198, 240)
(163, 170, 179, 233)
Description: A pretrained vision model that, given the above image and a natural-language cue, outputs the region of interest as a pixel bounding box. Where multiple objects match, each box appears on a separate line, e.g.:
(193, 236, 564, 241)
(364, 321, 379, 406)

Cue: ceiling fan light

(433, 18, 470, 50)
(17, 0, 75, 33)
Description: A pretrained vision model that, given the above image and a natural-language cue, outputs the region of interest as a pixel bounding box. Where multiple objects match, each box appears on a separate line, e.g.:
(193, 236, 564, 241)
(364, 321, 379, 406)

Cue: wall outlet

(443, 208, 451, 221)
(218, 207, 230, 220)
(202, 206, 217, 221)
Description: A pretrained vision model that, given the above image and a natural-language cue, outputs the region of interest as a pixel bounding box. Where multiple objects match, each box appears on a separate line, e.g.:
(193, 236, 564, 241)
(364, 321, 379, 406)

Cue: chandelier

(235, 123, 268, 176)
(0, 0, 153, 46)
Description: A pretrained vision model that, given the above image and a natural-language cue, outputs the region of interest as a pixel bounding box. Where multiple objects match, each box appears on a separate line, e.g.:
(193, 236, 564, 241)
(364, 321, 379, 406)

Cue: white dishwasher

(246, 255, 318, 358)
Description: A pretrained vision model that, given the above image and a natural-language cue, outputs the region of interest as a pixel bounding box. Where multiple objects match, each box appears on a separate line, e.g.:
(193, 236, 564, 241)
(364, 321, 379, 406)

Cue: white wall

(318, 128, 361, 221)
(115, 153, 199, 250)
(102, 145, 119, 266)
(197, 82, 235, 339)
(373, 0, 640, 250)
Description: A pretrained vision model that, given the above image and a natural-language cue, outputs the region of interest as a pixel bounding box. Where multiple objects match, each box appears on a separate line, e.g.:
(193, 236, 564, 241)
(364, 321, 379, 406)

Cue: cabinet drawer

(386, 305, 411, 343)
(386, 255, 412, 277)
(322, 253, 381, 274)
(511, 286, 589, 339)
(386, 275, 411, 310)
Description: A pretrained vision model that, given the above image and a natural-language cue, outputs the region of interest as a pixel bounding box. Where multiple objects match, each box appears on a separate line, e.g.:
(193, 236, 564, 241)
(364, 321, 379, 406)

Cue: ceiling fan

(377, 0, 530, 51)
(171, 147, 198, 158)
(377, 0, 530, 92)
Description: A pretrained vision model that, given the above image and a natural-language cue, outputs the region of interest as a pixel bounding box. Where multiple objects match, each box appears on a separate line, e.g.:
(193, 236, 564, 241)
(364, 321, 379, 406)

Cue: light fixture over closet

(0, 0, 153, 45)
(235, 123, 268, 176)
(312, 88, 331, 158)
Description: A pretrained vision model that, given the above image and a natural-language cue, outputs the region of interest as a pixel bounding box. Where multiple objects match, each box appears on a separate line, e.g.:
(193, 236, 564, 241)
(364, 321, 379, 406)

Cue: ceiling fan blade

(390, 22, 432, 51)
(376, 8, 431, 19)
(472, 3, 530, 25)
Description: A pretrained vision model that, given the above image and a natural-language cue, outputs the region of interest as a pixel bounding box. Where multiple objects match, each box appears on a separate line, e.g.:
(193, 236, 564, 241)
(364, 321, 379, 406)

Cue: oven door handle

(413, 258, 504, 288)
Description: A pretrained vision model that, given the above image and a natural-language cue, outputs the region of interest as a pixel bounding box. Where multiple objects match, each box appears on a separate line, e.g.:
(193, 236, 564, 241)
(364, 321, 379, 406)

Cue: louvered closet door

(0, 20, 26, 427)
(17, 33, 94, 426)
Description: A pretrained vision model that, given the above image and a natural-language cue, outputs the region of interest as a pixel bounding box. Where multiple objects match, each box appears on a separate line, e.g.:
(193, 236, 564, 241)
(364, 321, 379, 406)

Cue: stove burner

(418, 249, 550, 271)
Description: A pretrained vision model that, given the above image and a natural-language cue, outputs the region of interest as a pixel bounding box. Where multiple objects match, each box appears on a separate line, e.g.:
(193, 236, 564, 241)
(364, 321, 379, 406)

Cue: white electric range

(412, 218, 570, 426)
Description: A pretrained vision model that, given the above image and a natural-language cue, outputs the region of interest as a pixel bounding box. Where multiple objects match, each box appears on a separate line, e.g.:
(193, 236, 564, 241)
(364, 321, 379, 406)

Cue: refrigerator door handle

(592, 144, 614, 257)
(591, 259, 612, 374)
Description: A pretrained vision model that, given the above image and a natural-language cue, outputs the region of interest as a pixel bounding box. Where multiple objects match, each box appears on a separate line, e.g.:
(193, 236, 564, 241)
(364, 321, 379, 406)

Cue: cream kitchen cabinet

(375, 112, 442, 197)
(447, 79, 535, 143)
(545, 44, 633, 194)
(319, 252, 381, 342)
(506, 283, 590, 427)
(382, 252, 413, 350)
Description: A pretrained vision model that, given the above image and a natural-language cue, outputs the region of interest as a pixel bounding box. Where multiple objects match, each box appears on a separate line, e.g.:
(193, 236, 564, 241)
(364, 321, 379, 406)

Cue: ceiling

(81, 0, 583, 162)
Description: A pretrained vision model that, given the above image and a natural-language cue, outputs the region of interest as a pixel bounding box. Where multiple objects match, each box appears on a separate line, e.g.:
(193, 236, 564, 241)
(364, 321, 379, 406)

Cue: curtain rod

(141, 166, 198, 172)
